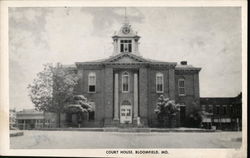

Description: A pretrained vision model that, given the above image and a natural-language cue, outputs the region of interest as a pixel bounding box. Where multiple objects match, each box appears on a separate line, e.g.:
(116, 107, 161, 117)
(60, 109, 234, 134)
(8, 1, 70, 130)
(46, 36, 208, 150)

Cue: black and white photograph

(0, 0, 247, 157)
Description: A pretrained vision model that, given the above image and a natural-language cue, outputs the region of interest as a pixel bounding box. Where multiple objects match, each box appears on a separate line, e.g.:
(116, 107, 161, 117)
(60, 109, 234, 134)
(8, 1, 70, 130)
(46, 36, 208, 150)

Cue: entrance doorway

(120, 101, 132, 124)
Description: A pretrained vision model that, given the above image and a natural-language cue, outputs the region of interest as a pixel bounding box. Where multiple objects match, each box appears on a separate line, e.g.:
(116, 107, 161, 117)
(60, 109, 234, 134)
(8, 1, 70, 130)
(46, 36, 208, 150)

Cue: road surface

(10, 130, 242, 149)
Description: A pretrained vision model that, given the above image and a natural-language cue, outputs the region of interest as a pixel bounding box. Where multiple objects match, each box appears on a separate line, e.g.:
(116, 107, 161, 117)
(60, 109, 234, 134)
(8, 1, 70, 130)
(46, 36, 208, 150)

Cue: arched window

(156, 73, 164, 93)
(88, 72, 96, 93)
(178, 78, 185, 96)
(122, 72, 129, 92)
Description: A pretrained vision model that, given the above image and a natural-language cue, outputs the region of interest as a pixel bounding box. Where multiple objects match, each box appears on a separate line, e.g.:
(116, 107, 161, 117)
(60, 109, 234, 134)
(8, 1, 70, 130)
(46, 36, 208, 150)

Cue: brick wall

(146, 66, 179, 127)
(147, 68, 171, 127)
(76, 66, 105, 123)
(175, 71, 200, 117)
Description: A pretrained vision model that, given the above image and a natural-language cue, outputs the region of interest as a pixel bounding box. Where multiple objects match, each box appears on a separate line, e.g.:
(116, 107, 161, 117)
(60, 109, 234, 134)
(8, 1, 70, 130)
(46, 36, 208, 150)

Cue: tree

(186, 101, 203, 128)
(27, 63, 53, 112)
(154, 95, 180, 128)
(28, 63, 79, 127)
(64, 95, 93, 127)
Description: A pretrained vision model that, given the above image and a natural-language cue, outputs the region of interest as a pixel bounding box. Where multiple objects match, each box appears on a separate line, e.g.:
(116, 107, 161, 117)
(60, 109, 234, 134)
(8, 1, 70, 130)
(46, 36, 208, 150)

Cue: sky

(9, 7, 242, 110)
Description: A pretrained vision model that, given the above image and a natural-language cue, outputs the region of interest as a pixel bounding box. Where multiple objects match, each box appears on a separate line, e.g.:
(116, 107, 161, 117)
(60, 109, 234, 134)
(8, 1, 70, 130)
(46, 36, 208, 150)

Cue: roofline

(150, 62, 177, 65)
(112, 35, 140, 38)
(200, 97, 237, 99)
(76, 53, 178, 66)
(75, 62, 177, 67)
(75, 62, 102, 65)
(175, 67, 201, 71)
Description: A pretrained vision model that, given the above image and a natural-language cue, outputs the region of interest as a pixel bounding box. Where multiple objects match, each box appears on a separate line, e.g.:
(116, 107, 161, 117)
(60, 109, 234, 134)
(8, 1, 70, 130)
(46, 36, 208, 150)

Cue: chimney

(180, 61, 187, 65)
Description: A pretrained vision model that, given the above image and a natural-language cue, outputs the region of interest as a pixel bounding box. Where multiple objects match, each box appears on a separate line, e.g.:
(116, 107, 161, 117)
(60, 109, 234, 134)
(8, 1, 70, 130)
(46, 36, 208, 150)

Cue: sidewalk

(10, 130, 24, 137)
(32, 127, 216, 132)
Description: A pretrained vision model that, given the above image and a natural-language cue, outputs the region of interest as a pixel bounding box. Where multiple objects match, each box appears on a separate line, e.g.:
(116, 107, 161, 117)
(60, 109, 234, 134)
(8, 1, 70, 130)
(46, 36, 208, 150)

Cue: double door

(120, 105, 132, 124)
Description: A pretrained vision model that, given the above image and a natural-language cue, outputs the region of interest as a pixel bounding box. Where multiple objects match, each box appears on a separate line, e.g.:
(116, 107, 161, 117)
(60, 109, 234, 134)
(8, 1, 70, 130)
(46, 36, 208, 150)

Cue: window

(178, 79, 185, 96)
(156, 73, 164, 93)
(216, 105, 220, 115)
(208, 105, 213, 113)
(223, 105, 227, 115)
(88, 72, 96, 92)
(122, 72, 129, 92)
(120, 40, 132, 53)
(230, 105, 234, 115)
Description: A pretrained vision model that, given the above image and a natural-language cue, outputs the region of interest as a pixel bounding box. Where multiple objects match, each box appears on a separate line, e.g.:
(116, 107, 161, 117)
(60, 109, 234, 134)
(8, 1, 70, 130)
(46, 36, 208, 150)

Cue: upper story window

(120, 40, 132, 53)
(122, 72, 129, 92)
(222, 105, 227, 115)
(230, 105, 234, 115)
(88, 72, 96, 93)
(215, 105, 220, 114)
(156, 73, 164, 93)
(178, 79, 185, 96)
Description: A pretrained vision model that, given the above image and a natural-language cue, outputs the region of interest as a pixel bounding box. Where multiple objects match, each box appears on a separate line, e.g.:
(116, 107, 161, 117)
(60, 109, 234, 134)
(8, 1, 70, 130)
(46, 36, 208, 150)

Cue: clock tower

(112, 17, 141, 56)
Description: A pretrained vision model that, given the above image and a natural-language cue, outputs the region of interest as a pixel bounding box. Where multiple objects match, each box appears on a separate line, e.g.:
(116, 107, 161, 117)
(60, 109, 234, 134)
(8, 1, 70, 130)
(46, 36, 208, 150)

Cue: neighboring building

(200, 93, 242, 131)
(9, 108, 16, 128)
(16, 109, 57, 129)
(59, 18, 202, 128)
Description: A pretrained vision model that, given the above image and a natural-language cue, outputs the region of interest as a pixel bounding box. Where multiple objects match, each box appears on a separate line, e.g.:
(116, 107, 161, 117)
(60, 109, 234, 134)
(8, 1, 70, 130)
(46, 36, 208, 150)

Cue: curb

(10, 131, 24, 137)
(32, 128, 216, 133)
(37, 128, 104, 132)
(150, 129, 216, 132)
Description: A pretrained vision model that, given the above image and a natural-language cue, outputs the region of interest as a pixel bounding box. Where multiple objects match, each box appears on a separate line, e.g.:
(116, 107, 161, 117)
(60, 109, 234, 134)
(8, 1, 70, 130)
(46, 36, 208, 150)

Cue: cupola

(112, 13, 140, 56)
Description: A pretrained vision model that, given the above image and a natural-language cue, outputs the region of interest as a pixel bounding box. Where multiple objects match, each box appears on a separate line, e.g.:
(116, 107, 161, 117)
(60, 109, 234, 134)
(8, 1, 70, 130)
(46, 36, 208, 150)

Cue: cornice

(175, 68, 201, 74)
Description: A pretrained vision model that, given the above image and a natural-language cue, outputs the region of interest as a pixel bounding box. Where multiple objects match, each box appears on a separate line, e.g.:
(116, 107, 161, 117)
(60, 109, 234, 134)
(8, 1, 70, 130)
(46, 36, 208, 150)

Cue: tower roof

(113, 9, 139, 38)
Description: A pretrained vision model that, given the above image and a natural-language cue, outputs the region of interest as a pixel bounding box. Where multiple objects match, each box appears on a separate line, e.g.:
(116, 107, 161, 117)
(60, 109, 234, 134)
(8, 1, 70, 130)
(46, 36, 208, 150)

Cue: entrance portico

(113, 69, 139, 124)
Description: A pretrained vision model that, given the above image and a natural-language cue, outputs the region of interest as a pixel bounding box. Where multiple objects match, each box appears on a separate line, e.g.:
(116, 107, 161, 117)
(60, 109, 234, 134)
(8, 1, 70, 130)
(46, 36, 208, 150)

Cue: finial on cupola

(124, 7, 129, 24)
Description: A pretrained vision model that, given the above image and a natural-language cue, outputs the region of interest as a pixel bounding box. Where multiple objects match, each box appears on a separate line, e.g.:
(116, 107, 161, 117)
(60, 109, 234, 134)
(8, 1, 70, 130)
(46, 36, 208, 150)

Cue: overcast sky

(9, 7, 242, 110)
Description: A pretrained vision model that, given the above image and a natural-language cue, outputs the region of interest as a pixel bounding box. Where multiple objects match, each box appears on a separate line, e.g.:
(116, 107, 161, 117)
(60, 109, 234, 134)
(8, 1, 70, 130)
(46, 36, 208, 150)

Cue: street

(10, 130, 242, 149)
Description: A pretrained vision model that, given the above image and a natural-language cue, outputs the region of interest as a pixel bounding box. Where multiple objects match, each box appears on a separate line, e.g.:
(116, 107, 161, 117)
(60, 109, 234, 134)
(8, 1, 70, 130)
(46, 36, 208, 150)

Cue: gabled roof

(75, 53, 177, 67)
(103, 53, 149, 63)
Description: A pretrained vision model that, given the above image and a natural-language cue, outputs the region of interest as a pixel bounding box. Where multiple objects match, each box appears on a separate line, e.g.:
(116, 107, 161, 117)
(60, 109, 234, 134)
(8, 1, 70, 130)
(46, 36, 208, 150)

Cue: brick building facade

(200, 93, 242, 131)
(61, 20, 202, 128)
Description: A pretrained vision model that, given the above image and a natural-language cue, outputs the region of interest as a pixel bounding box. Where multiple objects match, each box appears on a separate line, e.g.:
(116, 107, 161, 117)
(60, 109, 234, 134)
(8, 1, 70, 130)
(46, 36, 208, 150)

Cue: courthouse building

(66, 19, 202, 127)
